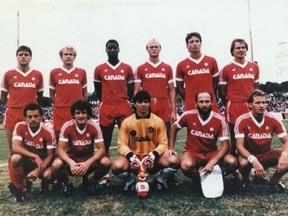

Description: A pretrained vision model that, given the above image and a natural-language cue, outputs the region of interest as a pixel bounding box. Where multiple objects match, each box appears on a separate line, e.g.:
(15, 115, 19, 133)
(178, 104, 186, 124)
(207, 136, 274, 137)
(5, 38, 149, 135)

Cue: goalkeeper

(112, 90, 179, 191)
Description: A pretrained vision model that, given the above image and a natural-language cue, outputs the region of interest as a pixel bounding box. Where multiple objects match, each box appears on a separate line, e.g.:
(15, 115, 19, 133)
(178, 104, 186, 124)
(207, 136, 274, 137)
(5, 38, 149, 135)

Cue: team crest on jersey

(186, 65, 190, 68)
(120, 69, 124, 73)
(209, 127, 214, 132)
(204, 63, 208, 66)
(145, 68, 148, 71)
(130, 130, 137, 136)
(265, 126, 269, 130)
(104, 69, 108, 72)
(249, 68, 253, 71)
(32, 77, 35, 81)
(86, 133, 90, 137)
(232, 68, 236, 71)
(75, 74, 79, 77)
(193, 122, 196, 126)
(148, 127, 154, 133)
(13, 76, 17, 79)
(59, 73, 62, 76)
(39, 138, 43, 142)
(161, 68, 165, 71)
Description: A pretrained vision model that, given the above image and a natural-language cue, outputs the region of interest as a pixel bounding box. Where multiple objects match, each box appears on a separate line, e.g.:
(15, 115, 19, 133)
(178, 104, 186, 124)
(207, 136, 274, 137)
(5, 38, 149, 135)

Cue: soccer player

(219, 38, 260, 155)
(134, 38, 176, 138)
(0, 45, 44, 193)
(10, 103, 56, 202)
(176, 32, 219, 112)
(112, 91, 179, 192)
(168, 92, 237, 186)
(49, 46, 88, 140)
(51, 100, 110, 196)
(235, 90, 288, 193)
(94, 39, 134, 185)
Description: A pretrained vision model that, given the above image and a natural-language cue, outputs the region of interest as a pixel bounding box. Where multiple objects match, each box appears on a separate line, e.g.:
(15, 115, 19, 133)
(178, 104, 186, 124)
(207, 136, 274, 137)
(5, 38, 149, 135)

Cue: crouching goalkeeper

(112, 90, 179, 192)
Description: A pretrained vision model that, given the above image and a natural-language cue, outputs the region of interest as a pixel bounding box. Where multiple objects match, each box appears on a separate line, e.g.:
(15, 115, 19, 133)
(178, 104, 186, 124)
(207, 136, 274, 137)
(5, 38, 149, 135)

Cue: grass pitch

(0, 121, 288, 215)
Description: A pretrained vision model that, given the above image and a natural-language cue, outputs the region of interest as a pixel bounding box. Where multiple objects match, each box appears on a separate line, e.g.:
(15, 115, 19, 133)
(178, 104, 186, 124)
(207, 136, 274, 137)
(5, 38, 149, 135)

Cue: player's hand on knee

(252, 160, 265, 177)
(164, 149, 177, 158)
(277, 152, 288, 172)
(27, 168, 40, 180)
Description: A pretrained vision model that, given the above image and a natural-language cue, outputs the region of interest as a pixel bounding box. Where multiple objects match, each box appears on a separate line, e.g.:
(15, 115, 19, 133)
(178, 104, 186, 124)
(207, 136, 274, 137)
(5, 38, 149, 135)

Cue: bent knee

(11, 154, 23, 167)
(111, 158, 128, 174)
(51, 157, 63, 170)
(224, 155, 238, 168)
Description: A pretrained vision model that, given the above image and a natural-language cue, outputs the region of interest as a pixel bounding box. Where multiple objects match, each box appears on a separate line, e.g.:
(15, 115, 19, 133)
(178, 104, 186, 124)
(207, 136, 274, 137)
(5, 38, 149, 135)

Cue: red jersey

(176, 55, 218, 110)
(59, 119, 103, 161)
(49, 66, 87, 107)
(94, 61, 134, 104)
(1, 68, 44, 108)
(175, 109, 229, 154)
(234, 112, 287, 155)
(134, 61, 173, 98)
(12, 121, 56, 159)
(219, 60, 259, 103)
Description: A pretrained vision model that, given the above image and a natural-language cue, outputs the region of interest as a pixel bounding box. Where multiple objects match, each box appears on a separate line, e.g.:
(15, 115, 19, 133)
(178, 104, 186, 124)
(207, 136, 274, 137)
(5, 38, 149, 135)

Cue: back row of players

(1, 32, 288, 201)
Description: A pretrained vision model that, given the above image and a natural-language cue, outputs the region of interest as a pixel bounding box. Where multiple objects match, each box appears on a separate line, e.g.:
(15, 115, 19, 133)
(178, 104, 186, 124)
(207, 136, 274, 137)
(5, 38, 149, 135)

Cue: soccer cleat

(253, 176, 269, 185)
(51, 181, 63, 191)
(62, 183, 73, 197)
(166, 174, 180, 187)
(90, 180, 100, 193)
(8, 182, 17, 196)
(98, 174, 110, 188)
(241, 179, 250, 189)
(123, 178, 136, 192)
(269, 182, 286, 194)
(153, 178, 168, 190)
(40, 180, 50, 193)
(25, 180, 35, 193)
(15, 189, 25, 203)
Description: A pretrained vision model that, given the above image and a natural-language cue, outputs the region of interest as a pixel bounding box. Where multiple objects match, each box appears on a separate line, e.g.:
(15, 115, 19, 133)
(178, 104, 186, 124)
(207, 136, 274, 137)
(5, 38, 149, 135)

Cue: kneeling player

(112, 91, 179, 197)
(235, 90, 288, 193)
(169, 92, 238, 196)
(51, 100, 110, 196)
(10, 103, 56, 202)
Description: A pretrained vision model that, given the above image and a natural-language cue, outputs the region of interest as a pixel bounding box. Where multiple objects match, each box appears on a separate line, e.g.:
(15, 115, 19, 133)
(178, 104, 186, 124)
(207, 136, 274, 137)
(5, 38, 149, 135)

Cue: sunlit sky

(0, 0, 287, 96)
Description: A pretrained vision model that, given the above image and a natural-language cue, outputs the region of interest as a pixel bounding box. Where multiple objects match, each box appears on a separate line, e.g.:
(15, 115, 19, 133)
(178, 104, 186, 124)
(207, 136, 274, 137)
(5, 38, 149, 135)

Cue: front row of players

(9, 90, 288, 201)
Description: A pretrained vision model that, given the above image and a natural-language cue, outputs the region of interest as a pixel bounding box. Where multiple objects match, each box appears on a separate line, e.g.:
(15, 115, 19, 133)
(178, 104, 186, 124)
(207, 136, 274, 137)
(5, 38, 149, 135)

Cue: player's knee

(111, 159, 127, 175)
(180, 160, 194, 173)
(225, 155, 238, 169)
(51, 157, 63, 171)
(42, 168, 53, 181)
(238, 157, 249, 169)
(168, 155, 180, 169)
(11, 154, 22, 167)
(100, 157, 111, 171)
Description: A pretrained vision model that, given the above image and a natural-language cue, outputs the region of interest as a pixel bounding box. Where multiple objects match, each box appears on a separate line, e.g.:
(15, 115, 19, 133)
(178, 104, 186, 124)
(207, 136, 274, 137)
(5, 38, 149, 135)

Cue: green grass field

(0, 122, 288, 216)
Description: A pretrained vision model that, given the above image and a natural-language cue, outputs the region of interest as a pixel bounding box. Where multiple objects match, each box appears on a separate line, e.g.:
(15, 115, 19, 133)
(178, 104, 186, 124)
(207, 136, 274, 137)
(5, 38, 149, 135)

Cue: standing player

(51, 100, 110, 196)
(168, 92, 237, 184)
(112, 91, 179, 192)
(0, 45, 44, 192)
(10, 103, 56, 202)
(235, 90, 288, 193)
(49, 46, 88, 140)
(94, 39, 134, 185)
(134, 38, 176, 138)
(176, 32, 219, 112)
(219, 38, 260, 156)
